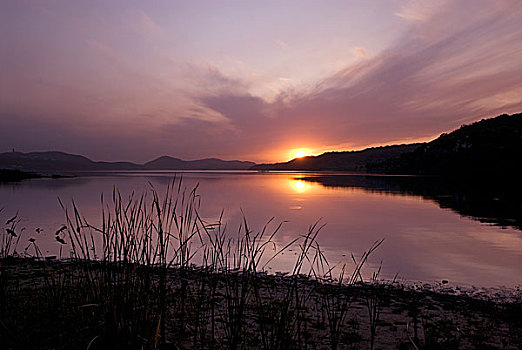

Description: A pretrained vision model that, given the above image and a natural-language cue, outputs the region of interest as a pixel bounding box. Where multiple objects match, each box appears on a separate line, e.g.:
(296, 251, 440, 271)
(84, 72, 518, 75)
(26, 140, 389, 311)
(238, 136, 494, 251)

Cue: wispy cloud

(350, 47, 369, 58)
(196, 0, 522, 159)
(134, 9, 163, 34)
(395, 0, 451, 22)
(1, 0, 521, 162)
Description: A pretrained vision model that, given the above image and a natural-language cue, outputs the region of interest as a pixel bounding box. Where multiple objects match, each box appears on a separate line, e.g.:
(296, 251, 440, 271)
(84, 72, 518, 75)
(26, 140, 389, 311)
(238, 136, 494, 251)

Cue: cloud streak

(197, 0, 522, 159)
(1, 0, 521, 162)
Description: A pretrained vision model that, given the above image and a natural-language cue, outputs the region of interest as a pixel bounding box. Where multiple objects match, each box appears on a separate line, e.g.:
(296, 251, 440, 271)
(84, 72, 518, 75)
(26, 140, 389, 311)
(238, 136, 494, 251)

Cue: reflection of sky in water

(1, 172, 521, 287)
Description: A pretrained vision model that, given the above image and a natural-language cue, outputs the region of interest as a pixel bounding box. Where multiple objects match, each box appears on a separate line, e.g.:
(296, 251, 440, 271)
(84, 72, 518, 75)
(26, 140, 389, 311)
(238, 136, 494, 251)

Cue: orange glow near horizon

(290, 148, 312, 160)
(265, 135, 440, 164)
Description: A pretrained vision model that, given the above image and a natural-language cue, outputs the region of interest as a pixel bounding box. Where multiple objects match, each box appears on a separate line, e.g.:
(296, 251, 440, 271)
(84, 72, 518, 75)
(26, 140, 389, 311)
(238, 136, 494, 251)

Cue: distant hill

(367, 112, 522, 175)
(0, 151, 255, 172)
(253, 112, 522, 175)
(3, 112, 520, 175)
(251, 144, 420, 171)
(0, 151, 141, 172)
(144, 156, 255, 170)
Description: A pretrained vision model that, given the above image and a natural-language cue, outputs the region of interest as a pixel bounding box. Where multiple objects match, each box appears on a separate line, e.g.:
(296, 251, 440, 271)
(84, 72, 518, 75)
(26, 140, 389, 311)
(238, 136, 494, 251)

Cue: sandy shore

(1, 257, 521, 349)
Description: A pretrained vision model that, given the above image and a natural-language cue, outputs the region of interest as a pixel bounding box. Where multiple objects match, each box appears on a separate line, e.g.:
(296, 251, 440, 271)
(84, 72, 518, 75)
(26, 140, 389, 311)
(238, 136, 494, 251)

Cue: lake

(1, 171, 521, 287)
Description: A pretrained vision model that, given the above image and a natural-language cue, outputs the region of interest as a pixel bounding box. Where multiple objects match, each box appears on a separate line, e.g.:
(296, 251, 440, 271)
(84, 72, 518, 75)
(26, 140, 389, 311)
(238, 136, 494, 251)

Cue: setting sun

(291, 149, 311, 159)
(1, 1, 521, 347)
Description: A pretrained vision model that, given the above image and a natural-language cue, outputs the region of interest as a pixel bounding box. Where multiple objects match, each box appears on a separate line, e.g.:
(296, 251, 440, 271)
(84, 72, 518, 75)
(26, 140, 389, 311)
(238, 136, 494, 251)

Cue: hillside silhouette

(0, 152, 255, 172)
(368, 112, 522, 175)
(253, 112, 522, 175)
(251, 144, 420, 171)
(2, 112, 520, 175)
(144, 156, 254, 170)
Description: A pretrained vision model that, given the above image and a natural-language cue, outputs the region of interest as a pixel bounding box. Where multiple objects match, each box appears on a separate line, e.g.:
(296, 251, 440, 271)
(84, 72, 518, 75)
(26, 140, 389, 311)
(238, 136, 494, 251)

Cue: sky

(1, 0, 522, 163)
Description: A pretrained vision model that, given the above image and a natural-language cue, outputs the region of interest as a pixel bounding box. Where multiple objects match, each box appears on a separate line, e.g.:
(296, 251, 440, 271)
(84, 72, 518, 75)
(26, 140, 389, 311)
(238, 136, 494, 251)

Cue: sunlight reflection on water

(1, 171, 521, 287)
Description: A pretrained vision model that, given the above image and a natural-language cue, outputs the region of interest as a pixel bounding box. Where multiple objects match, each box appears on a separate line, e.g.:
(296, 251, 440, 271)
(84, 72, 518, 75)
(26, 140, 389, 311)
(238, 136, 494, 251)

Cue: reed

(0, 178, 420, 349)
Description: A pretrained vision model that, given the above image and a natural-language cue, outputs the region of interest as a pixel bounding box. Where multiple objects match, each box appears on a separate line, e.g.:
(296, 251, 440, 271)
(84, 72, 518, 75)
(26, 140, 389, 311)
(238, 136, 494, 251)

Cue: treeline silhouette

(0, 169, 41, 182)
(368, 112, 522, 175)
(300, 174, 522, 230)
(252, 144, 420, 171)
(254, 112, 522, 176)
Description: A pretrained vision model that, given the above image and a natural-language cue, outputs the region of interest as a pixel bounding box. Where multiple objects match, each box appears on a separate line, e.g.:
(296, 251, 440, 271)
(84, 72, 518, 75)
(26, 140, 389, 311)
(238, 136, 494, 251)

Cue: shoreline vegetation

(1, 180, 521, 349)
(0, 168, 43, 182)
(0, 168, 68, 183)
(2, 258, 521, 350)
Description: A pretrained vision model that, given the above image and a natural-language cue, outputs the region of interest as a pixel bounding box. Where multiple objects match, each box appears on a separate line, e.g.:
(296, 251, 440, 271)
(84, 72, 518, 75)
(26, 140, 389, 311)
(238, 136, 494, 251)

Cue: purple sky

(1, 0, 522, 162)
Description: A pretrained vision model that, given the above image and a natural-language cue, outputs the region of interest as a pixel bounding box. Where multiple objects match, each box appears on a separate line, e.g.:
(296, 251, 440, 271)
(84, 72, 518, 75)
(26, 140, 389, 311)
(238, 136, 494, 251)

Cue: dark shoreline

(1, 257, 521, 349)
(0, 168, 72, 182)
(0, 168, 43, 182)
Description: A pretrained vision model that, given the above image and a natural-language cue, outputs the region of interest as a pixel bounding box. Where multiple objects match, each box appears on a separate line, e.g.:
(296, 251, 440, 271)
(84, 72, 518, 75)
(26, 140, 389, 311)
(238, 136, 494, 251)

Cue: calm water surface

(1, 171, 521, 287)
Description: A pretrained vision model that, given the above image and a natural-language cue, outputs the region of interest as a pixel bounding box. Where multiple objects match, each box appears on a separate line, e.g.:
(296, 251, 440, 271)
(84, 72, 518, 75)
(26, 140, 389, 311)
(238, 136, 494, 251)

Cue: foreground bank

(1, 180, 520, 349)
(1, 257, 521, 350)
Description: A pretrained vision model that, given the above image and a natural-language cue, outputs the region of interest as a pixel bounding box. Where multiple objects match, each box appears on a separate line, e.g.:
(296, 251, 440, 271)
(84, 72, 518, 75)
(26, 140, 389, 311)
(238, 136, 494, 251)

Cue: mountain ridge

(2, 112, 520, 174)
(253, 112, 522, 175)
(0, 152, 255, 172)
(144, 156, 255, 170)
(251, 144, 421, 171)
(367, 112, 522, 175)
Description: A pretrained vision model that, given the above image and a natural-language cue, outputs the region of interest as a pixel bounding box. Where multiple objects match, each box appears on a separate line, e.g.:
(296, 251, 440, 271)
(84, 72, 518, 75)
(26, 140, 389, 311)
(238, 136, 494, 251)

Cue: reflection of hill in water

(300, 175, 522, 230)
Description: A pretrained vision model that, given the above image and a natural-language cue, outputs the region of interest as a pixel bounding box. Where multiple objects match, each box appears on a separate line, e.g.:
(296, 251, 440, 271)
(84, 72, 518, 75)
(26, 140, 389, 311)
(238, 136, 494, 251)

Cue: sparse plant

(0, 179, 395, 349)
